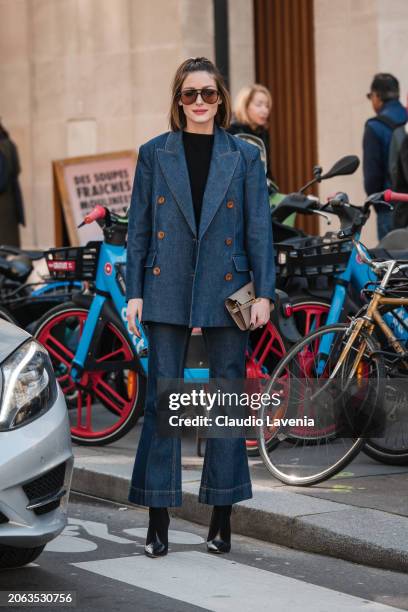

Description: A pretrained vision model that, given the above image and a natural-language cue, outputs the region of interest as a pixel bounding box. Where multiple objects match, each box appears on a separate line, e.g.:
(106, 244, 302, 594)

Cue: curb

(71, 466, 408, 573)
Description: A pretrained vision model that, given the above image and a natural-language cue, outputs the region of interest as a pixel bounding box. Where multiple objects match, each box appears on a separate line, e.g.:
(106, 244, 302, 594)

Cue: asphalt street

(1, 493, 407, 612)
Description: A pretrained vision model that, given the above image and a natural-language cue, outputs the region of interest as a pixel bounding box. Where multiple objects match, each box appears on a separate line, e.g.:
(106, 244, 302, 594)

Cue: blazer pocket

(144, 250, 157, 267)
(232, 254, 250, 272)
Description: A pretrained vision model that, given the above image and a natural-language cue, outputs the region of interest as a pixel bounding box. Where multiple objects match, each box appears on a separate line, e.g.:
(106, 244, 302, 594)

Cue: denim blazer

(126, 124, 275, 327)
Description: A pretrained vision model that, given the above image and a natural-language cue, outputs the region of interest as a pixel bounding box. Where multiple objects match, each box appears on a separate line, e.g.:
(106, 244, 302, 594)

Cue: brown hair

(169, 57, 232, 131)
(234, 84, 272, 129)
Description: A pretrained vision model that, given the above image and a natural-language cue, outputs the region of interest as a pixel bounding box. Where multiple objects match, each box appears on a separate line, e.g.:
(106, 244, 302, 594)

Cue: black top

(182, 131, 214, 229)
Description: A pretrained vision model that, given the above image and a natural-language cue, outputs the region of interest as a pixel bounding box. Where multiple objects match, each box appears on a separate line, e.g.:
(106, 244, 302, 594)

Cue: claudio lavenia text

(168, 415, 316, 427)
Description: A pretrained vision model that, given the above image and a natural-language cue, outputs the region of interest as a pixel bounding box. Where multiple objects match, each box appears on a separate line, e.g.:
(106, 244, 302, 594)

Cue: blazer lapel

(156, 125, 240, 240)
(157, 131, 197, 236)
(198, 125, 240, 240)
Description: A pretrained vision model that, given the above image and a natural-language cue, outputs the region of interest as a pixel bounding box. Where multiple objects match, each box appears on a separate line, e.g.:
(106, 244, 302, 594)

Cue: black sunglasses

(178, 88, 220, 105)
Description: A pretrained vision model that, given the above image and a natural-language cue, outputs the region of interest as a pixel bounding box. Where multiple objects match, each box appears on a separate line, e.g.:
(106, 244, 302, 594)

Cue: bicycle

(270, 156, 363, 353)
(33, 204, 295, 446)
(32, 155, 361, 449)
(277, 188, 408, 465)
(0, 244, 82, 329)
(257, 189, 408, 485)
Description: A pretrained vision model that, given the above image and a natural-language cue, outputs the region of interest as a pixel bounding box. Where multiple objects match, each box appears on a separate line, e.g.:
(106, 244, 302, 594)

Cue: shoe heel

(206, 505, 232, 554)
(144, 507, 170, 558)
(207, 539, 231, 554)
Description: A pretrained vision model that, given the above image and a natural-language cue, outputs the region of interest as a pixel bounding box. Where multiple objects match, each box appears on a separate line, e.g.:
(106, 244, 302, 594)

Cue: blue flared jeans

(128, 323, 252, 507)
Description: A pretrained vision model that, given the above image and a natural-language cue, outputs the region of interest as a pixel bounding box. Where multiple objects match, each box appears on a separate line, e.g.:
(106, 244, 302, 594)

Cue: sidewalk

(71, 421, 408, 573)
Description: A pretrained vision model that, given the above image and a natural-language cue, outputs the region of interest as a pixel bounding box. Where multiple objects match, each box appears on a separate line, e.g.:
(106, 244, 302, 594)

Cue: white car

(0, 320, 74, 569)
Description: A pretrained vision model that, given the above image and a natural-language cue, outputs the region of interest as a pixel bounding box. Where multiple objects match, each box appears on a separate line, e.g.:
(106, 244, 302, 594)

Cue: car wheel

(0, 544, 45, 569)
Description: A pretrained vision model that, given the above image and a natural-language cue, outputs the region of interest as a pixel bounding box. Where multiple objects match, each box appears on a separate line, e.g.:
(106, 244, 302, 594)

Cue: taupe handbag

(224, 281, 274, 331)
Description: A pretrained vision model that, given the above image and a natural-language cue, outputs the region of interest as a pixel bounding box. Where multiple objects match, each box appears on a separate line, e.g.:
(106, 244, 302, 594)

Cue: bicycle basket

(275, 236, 353, 278)
(45, 241, 101, 281)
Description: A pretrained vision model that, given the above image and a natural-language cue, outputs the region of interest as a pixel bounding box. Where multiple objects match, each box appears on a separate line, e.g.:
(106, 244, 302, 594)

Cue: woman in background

(228, 84, 274, 181)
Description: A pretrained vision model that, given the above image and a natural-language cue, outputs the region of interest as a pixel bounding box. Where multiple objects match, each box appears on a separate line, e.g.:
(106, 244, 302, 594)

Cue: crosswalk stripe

(72, 550, 404, 611)
(123, 528, 204, 544)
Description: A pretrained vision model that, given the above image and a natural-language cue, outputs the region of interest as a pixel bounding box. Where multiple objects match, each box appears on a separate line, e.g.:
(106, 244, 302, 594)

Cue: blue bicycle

(0, 244, 82, 329)
(258, 188, 408, 485)
(33, 205, 293, 446)
(33, 207, 148, 445)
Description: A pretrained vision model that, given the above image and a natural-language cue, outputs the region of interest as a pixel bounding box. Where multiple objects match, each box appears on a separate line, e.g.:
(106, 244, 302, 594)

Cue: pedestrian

(363, 73, 407, 240)
(125, 57, 275, 558)
(227, 84, 274, 181)
(0, 121, 25, 246)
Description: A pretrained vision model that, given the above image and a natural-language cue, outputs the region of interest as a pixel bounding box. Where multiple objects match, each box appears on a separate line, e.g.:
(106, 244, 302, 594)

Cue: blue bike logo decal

(121, 306, 145, 354)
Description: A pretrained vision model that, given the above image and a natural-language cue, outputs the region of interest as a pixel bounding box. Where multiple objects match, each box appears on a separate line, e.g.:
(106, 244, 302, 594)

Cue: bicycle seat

(376, 229, 408, 250)
(21, 250, 45, 261)
(369, 247, 408, 263)
(0, 254, 33, 282)
(0, 244, 44, 261)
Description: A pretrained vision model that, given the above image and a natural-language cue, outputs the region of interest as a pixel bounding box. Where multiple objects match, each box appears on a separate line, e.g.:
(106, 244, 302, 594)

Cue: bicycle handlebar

(77, 204, 129, 246)
(384, 189, 408, 203)
(327, 189, 401, 239)
(78, 205, 107, 228)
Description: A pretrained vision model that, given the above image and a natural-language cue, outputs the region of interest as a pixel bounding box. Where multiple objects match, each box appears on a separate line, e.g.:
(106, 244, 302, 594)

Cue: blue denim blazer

(126, 124, 275, 327)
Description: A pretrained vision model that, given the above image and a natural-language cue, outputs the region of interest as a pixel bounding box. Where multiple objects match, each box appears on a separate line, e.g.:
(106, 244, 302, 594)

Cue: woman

(228, 84, 274, 180)
(126, 57, 275, 558)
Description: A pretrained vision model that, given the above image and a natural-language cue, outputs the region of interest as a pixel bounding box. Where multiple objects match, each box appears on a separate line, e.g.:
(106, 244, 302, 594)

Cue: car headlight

(0, 340, 58, 431)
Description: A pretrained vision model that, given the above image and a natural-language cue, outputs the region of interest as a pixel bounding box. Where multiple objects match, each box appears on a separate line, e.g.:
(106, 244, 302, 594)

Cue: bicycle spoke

(58, 372, 75, 393)
(36, 308, 141, 444)
(76, 388, 83, 430)
(96, 347, 126, 362)
(258, 323, 371, 485)
(93, 375, 127, 416)
(86, 391, 92, 431)
(245, 321, 287, 454)
(43, 333, 74, 367)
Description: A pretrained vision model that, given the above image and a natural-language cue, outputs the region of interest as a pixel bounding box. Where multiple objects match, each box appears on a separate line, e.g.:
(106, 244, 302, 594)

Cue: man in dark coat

(363, 73, 408, 240)
(0, 122, 25, 246)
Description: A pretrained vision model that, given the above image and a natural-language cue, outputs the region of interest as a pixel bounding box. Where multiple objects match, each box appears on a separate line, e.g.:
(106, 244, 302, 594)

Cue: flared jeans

(128, 323, 253, 507)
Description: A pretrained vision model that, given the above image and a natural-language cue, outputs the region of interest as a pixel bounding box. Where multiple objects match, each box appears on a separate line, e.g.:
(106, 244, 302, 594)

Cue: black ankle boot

(144, 507, 170, 558)
(206, 505, 232, 554)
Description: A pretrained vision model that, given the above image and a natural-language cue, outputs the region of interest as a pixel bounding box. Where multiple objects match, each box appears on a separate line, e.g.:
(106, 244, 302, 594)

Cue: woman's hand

(126, 298, 143, 337)
(249, 297, 271, 330)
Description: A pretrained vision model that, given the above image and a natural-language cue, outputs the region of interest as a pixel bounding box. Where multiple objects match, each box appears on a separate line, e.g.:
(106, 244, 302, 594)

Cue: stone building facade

(0, 0, 407, 247)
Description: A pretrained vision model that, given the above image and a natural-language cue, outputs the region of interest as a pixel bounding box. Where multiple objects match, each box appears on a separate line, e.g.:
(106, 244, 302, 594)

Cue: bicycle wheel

(364, 375, 408, 465)
(258, 323, 384, 485)
(33, 303, 145, 445)
(290, 296, 330, 335)
(245, 317, 291, 457)
(244, 298, 332, 457)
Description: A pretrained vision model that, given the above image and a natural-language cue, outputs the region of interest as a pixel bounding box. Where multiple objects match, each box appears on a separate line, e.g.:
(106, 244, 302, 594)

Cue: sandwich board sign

(52, 150, 137, 246)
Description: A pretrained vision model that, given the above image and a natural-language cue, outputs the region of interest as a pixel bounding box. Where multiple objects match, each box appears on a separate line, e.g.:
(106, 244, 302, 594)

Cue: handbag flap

(226, 281, 255, 305)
